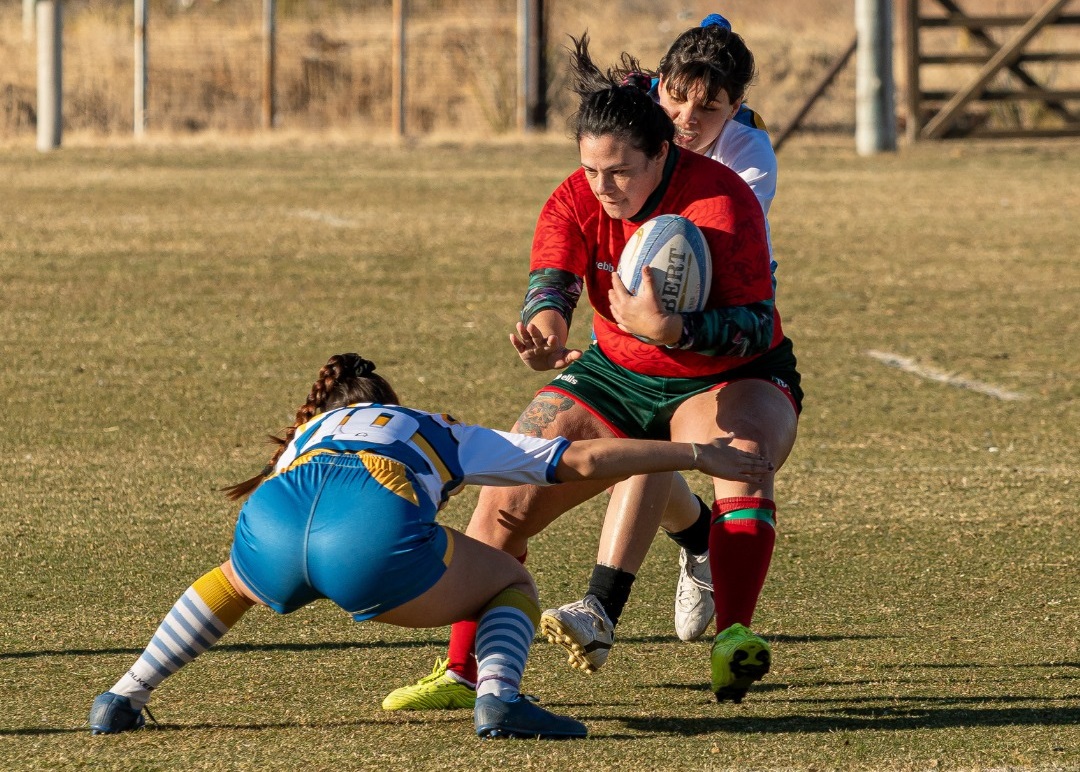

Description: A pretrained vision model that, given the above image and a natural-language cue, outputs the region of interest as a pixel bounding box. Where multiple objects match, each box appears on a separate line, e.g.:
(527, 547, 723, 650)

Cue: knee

(720, 422, 795, 471)
(508, 574, 538, 605)
(468, 488, 541, 548)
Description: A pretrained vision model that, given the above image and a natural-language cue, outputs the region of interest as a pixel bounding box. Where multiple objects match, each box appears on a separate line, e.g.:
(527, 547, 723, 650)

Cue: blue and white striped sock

(108, 566, 252, 709)
(474, 588, 540, 701)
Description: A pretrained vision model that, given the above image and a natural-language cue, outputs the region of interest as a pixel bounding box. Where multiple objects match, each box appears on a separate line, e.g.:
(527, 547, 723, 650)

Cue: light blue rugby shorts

(229, 452, 451, 621)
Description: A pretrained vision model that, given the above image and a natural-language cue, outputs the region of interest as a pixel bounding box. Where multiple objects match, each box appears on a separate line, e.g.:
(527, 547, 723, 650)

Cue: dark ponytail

(567, 33, 674, 159)
(222, 353, 399, 501)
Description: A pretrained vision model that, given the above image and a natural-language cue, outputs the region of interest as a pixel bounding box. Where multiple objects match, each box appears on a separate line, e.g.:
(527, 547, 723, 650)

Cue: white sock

(108, 567, 251, 709)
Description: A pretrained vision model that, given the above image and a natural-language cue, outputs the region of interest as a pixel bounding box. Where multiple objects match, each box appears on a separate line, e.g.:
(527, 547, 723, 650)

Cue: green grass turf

(0, 137, 1077, 771)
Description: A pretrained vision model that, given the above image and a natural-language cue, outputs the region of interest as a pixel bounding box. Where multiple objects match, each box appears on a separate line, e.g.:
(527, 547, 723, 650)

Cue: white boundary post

(855, 0, 897, 154)
(36, 0, 61, 151)
(134, 0, 147, 137)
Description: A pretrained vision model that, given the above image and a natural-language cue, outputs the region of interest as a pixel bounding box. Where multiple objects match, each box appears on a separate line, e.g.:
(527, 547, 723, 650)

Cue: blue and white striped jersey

(271, 404, 570, 509)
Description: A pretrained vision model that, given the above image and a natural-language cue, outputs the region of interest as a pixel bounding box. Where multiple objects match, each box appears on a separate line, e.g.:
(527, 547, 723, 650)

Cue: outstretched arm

(555, 433, 772, 485)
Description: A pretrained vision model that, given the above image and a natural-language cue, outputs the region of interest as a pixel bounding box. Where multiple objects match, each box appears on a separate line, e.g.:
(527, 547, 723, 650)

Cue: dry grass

(0, 135, 1077, 770)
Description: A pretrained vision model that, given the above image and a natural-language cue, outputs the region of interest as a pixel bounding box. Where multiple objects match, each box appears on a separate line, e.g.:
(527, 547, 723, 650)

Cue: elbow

(555, 446, 598, 483)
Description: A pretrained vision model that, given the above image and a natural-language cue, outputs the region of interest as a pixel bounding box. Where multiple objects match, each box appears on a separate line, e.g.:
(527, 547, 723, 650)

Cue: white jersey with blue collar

(705, 105, 778, 282)
(706, 105, 777, 219)
(649, 77, 779, 287)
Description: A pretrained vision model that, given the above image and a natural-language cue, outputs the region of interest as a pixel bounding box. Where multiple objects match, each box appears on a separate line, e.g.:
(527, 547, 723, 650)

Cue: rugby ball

(616, 214, 712, 315)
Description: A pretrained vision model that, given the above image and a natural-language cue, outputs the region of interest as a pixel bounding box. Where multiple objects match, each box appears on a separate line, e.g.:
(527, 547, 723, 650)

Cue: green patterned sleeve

(521, 268, 583, 326)
(669, 300, 775, 357)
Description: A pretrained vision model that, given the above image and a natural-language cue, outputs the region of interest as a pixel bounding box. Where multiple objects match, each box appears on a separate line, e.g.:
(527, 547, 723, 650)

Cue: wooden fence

(902, 0, 1080, 139)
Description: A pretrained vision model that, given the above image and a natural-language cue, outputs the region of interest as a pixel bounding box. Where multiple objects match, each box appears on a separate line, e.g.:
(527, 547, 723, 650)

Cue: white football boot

(539, 595, 614, 673)
(674, 548, 715, 642)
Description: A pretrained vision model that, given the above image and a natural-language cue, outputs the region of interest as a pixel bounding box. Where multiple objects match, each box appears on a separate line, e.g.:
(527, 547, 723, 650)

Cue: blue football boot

(88, 692, 146, 735)
(474, 694, 586, 739)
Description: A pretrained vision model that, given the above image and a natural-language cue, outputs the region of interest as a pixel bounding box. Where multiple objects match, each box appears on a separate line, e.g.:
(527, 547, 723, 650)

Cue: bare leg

(672, 380, 797, 502)
(373, 530, 535, 628)
(442, 392, 615, 683)
(596, 471, 701, 573)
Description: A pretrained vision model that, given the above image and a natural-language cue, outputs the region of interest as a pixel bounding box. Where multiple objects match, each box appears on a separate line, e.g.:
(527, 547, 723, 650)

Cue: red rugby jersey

(530, 148, 784, 378)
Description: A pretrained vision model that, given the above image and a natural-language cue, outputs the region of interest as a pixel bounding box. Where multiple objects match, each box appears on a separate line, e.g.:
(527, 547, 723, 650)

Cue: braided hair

(222, 353, 399, 501)
(658, 23, 756, 106)
(567, 33, 675, 159)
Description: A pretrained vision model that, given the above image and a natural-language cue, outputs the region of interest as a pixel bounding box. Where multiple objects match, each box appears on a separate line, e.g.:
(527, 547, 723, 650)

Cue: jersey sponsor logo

(126, 669, 156, 692)
(555, 373, 578, 385)
(597, 261, 615, 272)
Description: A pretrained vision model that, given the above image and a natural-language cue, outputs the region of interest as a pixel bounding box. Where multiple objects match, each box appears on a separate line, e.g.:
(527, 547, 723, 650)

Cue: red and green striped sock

(708, 497, 776, 631)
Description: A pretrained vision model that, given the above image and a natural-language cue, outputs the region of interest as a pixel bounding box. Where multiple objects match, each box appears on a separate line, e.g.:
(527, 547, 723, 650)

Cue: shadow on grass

(653, 660, 1079, 696)
(616, 633, 895, 645)
(7, 701, 1077, 738)
(0, 633, 898, 661)
(0, 638, 444, 660)
(0, 718, 398, 737)
(613, 703, 1080, 735)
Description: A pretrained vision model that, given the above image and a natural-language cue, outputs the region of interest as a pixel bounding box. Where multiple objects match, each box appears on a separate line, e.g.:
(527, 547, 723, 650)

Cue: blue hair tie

(700, 13, 732, 30)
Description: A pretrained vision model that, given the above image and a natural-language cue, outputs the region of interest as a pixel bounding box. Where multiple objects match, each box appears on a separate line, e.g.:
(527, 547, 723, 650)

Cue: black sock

(663, 495, 711, 555)
(587, 564, 636, 626)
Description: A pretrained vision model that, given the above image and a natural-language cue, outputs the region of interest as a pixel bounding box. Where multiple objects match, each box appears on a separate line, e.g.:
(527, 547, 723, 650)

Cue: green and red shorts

(541, 337, 802, 440)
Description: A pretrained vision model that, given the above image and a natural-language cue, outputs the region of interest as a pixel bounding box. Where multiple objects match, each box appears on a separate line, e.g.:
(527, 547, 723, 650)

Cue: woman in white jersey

(657, 14, 777, 278)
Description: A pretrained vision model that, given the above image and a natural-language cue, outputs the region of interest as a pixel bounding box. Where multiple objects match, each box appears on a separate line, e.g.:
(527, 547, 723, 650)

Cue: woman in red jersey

(553, 12, 784, 666)
(385, 33, 801, 708)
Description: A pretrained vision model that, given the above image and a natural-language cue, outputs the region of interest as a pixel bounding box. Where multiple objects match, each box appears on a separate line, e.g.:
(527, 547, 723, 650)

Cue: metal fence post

(517, 0, 546, 132)
(263, 0, 276, 129)
(392, 0, 406, 137)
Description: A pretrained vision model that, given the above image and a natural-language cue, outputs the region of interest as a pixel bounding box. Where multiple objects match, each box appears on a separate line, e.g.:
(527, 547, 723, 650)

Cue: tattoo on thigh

(516, 393, 575, 437)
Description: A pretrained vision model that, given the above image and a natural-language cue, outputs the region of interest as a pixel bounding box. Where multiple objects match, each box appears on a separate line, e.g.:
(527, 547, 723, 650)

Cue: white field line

(806, 465, 1061, 474)
(865, 350, 1027, 401)
(290, 209, 359, 228)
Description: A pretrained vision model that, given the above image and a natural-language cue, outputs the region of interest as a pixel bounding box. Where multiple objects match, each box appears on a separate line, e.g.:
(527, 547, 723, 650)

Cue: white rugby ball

(616, 214, 712, 315)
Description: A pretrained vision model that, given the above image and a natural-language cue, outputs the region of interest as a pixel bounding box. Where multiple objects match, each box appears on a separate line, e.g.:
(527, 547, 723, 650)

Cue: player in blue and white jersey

(88, 352, 773, 739)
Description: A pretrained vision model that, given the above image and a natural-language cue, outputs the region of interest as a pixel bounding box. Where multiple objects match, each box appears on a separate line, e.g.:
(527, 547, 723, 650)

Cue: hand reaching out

(510, 322, 582, 371)
(692, 432, 774, 484)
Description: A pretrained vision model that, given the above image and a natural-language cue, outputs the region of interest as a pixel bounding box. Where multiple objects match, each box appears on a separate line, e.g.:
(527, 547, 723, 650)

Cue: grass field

(0, 136, 1078, 771)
